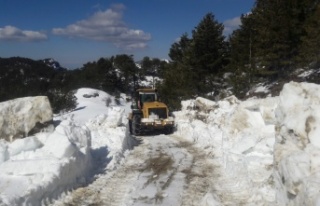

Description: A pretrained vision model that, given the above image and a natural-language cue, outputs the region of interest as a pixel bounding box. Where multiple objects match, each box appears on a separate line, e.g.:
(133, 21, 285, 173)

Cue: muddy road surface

(52, 134, 219, 206)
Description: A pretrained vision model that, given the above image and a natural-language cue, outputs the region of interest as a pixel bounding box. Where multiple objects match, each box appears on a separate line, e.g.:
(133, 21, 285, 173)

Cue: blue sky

(0, 0, 255, 68)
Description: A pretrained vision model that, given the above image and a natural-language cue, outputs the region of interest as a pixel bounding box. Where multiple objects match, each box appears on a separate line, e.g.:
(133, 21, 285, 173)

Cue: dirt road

(53, 134, 219, 206)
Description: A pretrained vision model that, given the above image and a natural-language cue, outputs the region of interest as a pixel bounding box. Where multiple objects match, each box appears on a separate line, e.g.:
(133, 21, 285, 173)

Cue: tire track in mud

(170, 135, 220, 206)
(52, 141, 149, 206)
(51, 166, 140, 206)
(52, 134, 219, 206)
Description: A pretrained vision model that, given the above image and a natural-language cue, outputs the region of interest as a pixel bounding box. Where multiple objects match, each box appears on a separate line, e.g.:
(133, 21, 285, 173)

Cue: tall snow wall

(174, 95, 278, 204)
(173, 81, 320, 205)
(274, 81, 320, 205)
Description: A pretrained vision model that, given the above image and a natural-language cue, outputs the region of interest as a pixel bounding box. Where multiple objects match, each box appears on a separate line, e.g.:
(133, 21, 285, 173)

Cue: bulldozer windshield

(139, 93, 156, 108)
(141, 94, 155, 102)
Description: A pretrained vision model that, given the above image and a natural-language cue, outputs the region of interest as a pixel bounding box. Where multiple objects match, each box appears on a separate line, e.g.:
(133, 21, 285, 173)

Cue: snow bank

(0, 117, 92, 206)
(175, 81, 320, 205)
(0, 88, 132, 205)
(86, 107, 129, 170)
(0, 96, 53, 141)
(174, 95, 278, 204)
(274, 81, 320, 205)
(59, 88, 133, 170)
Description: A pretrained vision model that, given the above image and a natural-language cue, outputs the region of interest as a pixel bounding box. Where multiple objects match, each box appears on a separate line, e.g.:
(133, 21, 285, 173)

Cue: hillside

(2, 56, 320, 112)
(245, 68, 320, 99)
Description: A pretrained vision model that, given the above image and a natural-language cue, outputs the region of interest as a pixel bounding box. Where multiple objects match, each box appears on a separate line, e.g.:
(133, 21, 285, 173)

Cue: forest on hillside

(1, 0, 320, 112)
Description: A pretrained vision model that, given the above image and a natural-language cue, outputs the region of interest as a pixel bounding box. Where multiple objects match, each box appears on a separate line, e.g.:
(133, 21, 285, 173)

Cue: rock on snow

(0, 96, 53, 142)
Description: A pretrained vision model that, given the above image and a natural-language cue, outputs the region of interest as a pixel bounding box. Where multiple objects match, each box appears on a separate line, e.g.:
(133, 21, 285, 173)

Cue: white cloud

(52, 4, 151, 50)
(223, 16, 242, 36)
(0, 26, 47, 42)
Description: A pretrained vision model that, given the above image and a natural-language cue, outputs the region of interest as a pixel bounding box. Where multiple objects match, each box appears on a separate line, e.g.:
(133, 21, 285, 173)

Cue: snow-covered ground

(1, 82, 320, 205)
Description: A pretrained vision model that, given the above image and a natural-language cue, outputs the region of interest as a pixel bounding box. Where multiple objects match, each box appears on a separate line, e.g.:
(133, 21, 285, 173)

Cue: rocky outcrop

(0, 96, 53, 141)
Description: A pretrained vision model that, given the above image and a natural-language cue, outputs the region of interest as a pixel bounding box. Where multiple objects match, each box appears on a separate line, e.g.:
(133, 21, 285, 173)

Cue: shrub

(47, 89, 77, 114)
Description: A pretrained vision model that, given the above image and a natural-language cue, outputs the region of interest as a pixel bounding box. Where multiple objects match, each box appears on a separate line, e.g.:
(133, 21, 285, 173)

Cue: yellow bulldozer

(128, 88, 174, 135)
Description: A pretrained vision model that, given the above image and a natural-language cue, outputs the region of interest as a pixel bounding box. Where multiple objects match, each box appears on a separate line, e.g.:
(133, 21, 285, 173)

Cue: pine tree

(228, 13, 258, 97)
(190, 12, 229, 94)
(113, 54, 138, 92)
(96, 57, 118, 92)
(168, 33, 191, 63)
(298, 2, 320, 68)
(157, 62, 195, 110)
(141, 57, 166, 88)
(252, 0, 313, 76)
(160, 13, 229, 106)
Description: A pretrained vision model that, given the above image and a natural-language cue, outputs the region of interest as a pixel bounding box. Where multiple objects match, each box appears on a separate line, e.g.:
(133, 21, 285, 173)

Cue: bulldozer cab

(139, 93, 155, 108)
(136, 88, 157, 109)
